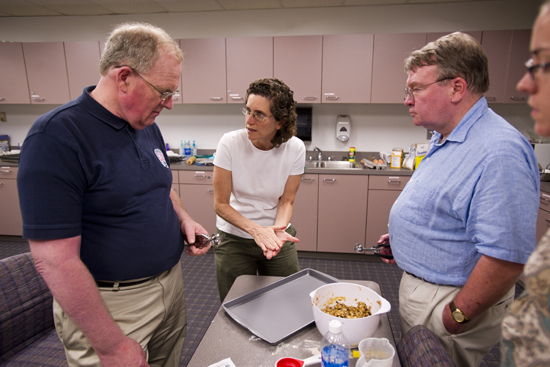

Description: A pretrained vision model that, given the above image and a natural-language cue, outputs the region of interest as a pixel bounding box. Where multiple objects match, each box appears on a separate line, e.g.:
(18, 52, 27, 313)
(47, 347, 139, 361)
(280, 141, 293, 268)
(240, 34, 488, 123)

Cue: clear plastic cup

(356, 338, 395, 367)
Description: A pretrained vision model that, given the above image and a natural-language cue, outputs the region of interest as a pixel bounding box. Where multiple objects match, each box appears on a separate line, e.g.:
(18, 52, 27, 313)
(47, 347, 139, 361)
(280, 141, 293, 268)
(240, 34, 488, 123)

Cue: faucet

(313, 147, 322, 161)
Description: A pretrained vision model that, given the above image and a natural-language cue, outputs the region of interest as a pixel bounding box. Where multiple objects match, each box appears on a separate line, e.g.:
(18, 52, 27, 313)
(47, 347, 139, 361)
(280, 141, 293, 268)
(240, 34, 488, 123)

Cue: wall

(0, 0, 547, 165)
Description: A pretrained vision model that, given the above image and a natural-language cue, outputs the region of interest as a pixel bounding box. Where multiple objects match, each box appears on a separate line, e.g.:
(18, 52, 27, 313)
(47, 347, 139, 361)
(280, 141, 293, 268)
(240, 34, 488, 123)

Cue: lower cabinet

(317, 174, 369, 254)
(538, 191, 550, 242)
(364, 175, 410, 249)
(292, 174, 319, 252)
(0, 166, 23, 236)
(178, 170, 216, 235)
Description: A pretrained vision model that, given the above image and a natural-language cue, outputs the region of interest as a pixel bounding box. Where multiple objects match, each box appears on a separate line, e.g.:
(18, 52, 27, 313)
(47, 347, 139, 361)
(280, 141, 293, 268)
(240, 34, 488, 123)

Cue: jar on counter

(348, 147, 356, 162)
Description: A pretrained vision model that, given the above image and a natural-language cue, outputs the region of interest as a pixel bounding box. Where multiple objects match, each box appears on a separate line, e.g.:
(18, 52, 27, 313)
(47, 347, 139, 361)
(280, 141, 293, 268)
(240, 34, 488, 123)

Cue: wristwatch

(450, 300, 470, 324)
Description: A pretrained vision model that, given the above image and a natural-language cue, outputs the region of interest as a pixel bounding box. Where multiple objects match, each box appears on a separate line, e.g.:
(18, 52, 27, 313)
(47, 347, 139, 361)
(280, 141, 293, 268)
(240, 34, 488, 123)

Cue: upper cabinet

(274, 36, 323, 104)
(22, 42, 70, 104)
(0, 42, 30, 104)
(426, 31, 482, 44)
(226, 37, 273, 104)
(321, 34, 374, 104)
(371, 33, 427, 104)
(64, 41, 101, 100)
(481, 30, 513, 103)
(180, 38, 227, 104)
(504, 29, 531, 103)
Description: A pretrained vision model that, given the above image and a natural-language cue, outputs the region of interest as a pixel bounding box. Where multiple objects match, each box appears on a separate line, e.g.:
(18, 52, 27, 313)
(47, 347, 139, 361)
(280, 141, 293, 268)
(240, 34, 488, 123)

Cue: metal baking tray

(222, 268, 339, 345)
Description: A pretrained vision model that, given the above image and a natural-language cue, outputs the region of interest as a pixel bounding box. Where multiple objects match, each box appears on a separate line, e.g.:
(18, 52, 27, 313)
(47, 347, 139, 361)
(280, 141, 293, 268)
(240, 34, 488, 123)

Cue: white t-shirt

(213, 128, 306, 239)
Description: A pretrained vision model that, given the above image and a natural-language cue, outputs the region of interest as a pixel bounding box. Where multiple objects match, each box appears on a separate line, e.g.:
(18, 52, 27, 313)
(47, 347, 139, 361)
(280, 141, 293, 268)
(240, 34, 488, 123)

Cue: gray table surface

(187, 275, 401, 367)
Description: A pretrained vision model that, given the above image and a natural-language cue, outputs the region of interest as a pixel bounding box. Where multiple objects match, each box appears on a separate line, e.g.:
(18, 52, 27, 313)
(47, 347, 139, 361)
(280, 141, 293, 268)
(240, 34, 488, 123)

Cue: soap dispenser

(336, 115, 351, 142)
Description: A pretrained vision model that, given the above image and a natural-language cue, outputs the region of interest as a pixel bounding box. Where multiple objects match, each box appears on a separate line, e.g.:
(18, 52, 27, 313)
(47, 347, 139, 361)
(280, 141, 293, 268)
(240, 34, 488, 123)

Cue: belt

(95, 276, 153, 289)
(405, 271, 437, 285)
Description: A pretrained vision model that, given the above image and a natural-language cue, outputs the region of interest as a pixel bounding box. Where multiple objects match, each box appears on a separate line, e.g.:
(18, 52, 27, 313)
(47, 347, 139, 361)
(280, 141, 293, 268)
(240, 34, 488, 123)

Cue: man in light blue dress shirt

(379, 32, 540, 367)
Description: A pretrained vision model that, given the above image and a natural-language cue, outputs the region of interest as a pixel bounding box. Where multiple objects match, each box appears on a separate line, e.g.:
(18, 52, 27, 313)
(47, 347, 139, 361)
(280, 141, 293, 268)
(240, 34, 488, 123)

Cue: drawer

(172, 170, 179, 184)
(368, 175, 410, 190)
(178, 170, 213, 185)
(541, 191, 550, 212)
(0, 166, 18, 179)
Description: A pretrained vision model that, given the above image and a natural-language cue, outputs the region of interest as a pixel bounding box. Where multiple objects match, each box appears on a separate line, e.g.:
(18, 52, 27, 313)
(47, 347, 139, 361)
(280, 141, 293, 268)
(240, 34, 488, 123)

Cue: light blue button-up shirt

(389, 97, 540, 286)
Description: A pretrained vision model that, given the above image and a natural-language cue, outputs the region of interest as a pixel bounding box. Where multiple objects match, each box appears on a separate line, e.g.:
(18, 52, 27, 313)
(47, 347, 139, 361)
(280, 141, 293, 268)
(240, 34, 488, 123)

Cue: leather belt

(96, 277, 153, 289)
(405, 271, 437, 285)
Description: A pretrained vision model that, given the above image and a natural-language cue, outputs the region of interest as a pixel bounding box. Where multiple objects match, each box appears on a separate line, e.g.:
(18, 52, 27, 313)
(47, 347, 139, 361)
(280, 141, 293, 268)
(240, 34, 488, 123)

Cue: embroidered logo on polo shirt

(154, 148, 169, 168)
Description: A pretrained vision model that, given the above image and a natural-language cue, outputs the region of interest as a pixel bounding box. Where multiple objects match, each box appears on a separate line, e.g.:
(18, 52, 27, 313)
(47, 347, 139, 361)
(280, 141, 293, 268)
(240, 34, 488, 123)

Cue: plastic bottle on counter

(184, 140, 191, 156)
(320, 320, 350, 367)
(179, 140, 184, 156)
(192, 140, 197, 156)
(348, 147, 356, 162)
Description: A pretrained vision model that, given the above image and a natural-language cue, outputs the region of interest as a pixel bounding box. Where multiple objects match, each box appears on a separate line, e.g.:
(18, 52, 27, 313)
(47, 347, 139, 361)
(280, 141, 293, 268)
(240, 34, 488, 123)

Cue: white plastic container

(309, 283, 391, 347)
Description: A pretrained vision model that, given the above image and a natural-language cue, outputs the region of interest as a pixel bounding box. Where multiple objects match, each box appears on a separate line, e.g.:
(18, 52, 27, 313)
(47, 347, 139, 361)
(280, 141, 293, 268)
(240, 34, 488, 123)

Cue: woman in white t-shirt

(213, 78, 306, 301)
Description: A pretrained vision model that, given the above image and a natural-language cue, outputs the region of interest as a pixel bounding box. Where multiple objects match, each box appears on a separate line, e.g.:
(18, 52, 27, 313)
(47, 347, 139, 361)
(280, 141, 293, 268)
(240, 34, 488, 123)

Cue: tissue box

(0, 135, 9, 151)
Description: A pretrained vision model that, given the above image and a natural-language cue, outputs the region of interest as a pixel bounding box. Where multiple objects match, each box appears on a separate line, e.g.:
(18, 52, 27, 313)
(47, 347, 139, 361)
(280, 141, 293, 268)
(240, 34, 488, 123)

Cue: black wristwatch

(450, 300, 470, 324)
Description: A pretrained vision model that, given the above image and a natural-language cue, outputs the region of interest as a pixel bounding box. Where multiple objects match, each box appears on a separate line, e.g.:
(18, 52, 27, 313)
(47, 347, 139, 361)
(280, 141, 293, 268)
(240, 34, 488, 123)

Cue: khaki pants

(214, 226, 300, 302)
(53, 261, 187, 367)
(399, 271, 514, 367)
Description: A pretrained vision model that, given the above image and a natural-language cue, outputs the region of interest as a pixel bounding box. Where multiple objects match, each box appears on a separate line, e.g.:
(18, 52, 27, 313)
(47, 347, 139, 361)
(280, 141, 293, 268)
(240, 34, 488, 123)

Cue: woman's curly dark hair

(245, 78, 297, 148)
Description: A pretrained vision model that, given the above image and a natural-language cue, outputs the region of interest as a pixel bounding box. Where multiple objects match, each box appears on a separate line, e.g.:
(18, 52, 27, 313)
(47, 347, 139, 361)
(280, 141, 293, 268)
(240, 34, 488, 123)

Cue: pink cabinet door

(274, 36, 322, 104)
(226, 37, 273, 104)
(64, 41, 101, 100)
(0, 167, 22, 236)
(321, 34, 374, 104)
(504, 29, 531, 104)
(537, 207, 550, 243)
(365, 190, 401, 248)
(180, 38, 226, 104)
(481, 30, 513, 103)
(317, 175, 368, 253)
(371, 33, 427, 104)
(291, 174, 319, 252)
(23, 42, 70, 104)
(179, 184, 216, 234)
(0, 42, 30, 104)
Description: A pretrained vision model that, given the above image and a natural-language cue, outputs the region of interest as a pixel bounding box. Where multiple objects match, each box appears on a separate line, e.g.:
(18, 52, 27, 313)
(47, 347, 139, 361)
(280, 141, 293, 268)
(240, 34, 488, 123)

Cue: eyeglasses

(404, 77, 453, 103)
(117, 66, 178, 102)
(525, 58, 550, 80)
(241, 107, 273, 122)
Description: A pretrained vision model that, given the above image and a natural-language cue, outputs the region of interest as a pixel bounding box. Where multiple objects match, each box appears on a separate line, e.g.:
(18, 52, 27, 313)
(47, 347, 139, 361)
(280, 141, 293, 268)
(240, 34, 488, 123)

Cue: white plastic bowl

(309, 282, 391, 347)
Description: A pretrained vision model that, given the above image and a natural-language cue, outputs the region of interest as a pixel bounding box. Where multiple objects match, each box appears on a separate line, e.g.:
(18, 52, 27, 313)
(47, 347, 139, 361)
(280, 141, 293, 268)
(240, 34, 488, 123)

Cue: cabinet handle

(388, 177, 402, 184)
(302, 178, 315, 183)
(0, 98, 5, 102)
(231, 96, 243, 100)
(304, 97, 317, 101)
(325, 96, 339, 101)
(323, 178, 336, 183)
(0, 169, 12, 173)
(509, 96, 526, 101)
(211, 97, 223, 101)
(194, 174, 210, 179)
(485, 96, 496, 101)
(31, 94, 45, 102)
(0, 183, 3, 187)
(541, 194, 550, 203)
(207, 189, 214, 193)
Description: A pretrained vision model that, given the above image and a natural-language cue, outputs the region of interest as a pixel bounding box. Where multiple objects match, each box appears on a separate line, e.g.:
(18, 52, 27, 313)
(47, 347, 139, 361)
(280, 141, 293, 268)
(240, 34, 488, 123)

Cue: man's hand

(97, 336, 149, 367)
(442, 302, 466, 335)
(377, 234, 397, 265)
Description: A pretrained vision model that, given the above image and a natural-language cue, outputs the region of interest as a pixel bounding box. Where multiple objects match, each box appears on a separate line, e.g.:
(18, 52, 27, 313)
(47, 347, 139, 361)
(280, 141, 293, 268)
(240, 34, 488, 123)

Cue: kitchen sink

(304, 160, 362, 170)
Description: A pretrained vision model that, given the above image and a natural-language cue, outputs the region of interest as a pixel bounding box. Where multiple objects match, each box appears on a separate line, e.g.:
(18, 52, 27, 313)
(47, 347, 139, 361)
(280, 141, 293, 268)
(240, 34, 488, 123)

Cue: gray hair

(404, 32, 490, 95)
(99, 22, 183, 76)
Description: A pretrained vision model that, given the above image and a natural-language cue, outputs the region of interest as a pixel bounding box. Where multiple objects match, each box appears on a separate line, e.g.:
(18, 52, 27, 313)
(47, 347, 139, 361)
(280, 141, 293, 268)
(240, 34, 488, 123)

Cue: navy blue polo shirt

(17, 86, 183, 281)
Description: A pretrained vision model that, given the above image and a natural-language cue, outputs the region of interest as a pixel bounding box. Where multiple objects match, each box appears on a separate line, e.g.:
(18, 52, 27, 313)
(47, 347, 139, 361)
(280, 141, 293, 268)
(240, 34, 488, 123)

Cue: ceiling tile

(281, 0, 343, 8)
(152, 0, 224, 12)
(216, 0, 282, 11)
(28, 0, 112, 15)
(91, 0, 168, 14)
(0, 0, 62, 16)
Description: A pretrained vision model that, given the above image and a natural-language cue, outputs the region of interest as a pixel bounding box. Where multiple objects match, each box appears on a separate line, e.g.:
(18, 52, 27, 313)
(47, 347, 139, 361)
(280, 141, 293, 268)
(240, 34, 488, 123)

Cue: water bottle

(184, 140, 191, 156)
(320, 320, 350, 367)
(179, 140, 184, 156)
(192, 140, 198, 156)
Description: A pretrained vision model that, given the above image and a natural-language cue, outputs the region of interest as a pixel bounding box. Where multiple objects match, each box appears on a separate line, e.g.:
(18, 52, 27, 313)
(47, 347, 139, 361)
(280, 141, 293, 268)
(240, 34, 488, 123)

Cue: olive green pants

(214, 225, 300, 302)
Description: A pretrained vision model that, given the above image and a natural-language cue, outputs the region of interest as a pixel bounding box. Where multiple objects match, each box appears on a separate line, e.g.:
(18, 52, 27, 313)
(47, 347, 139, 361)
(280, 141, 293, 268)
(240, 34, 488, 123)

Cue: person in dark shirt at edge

(17, 22, 210, 367)
(378, 32, 540, 367)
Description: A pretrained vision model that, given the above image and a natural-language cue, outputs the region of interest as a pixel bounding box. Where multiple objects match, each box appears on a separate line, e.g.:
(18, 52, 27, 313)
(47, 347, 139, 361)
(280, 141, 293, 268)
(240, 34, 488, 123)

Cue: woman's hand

(250, 225, 299, 260)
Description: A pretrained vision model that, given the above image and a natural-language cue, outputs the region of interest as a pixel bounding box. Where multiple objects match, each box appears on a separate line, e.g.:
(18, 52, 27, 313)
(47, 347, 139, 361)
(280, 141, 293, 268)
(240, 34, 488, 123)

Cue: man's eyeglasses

(241, 107, 273, 122)
(404, 77, 453, 103)
(525, 58, 550, 80)
(117, 66, 178, 102)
